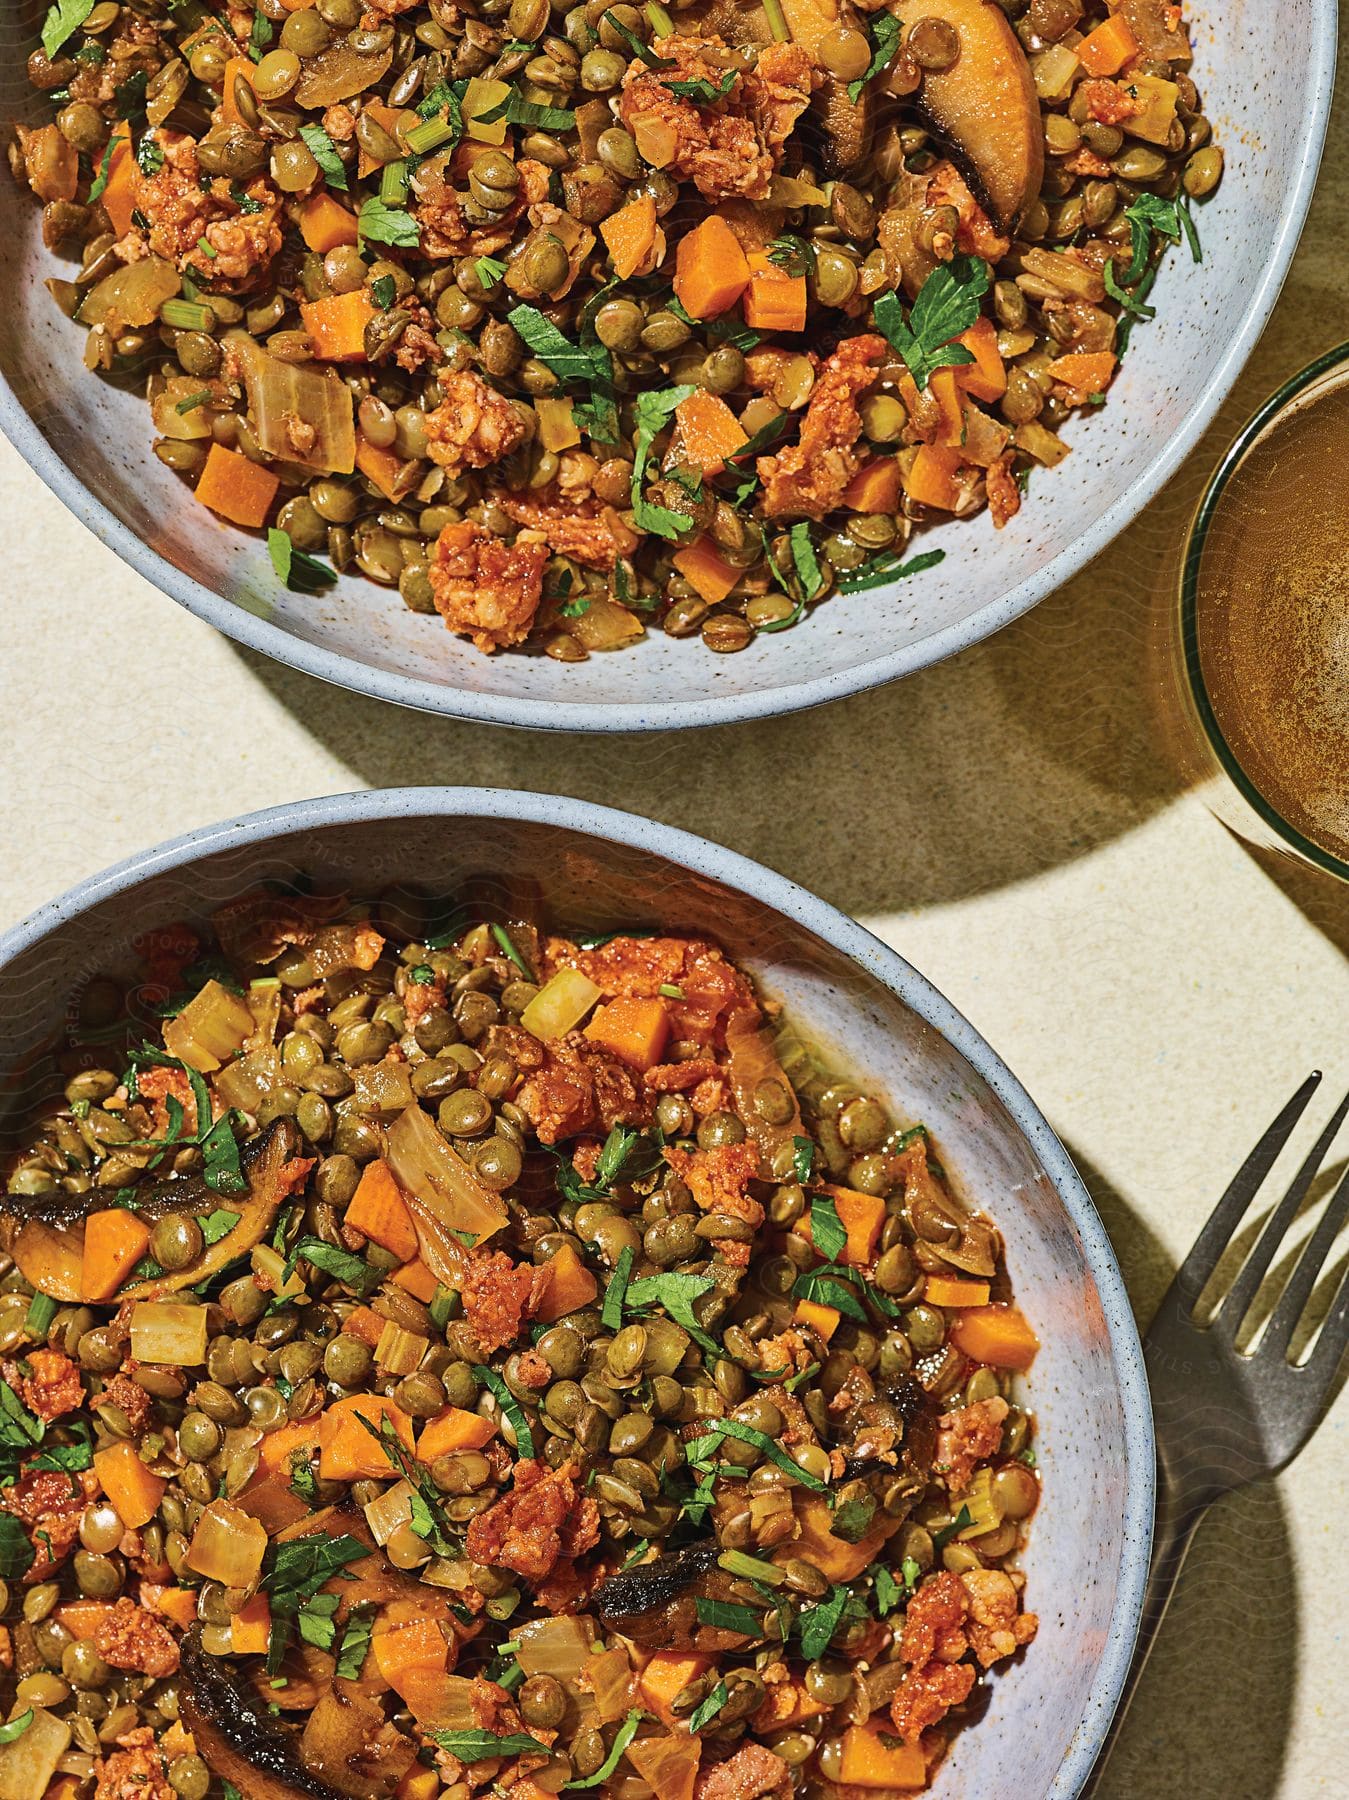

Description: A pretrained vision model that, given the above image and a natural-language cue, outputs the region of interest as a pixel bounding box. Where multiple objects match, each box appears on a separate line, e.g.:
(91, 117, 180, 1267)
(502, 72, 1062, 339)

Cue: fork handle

(1077, 1469, 1211, 1796)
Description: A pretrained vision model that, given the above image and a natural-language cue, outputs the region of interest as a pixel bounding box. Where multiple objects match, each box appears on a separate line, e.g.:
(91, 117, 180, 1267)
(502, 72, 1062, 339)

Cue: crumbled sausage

(961, 1567, 1038, 1668)
(125, 134, 281, 292)
(1078, 77, 1141, 125)
(757, 335, 886, 520)
(0, 1467, 95, 1581)
(489, 485, 640, 571)
(664, 1142, 763, 1228)
(545, 935, 758, 1047)
(513, 1031, 650, 1145)
(694, 1741, 792, 1800)
(94, 1727, 173, 1800)
(465, 1459, 599, 1582)
(986, 451, 1022, 530)
(890, 1655, 976, 1740)
(429, 518, 549, 654)
(93, 1596, 181, 1679)
(6, 1349, 83, 1422)
(424, 371, 531, 479)
(618, 35, 810, 205)
(134, 1064, 199, 1137)
(414, 156, 549, 258)
(459, 1251, 535, 1356)
(934, 1396, 1009, 1493)
(899, 1570, 969, 1667)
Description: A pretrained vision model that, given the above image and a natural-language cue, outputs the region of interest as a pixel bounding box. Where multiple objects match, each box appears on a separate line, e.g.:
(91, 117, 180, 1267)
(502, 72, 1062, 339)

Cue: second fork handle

(1077, 1466, 1211, 1797)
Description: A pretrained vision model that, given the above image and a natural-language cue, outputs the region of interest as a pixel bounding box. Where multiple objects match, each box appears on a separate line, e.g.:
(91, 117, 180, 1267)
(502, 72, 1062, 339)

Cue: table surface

(4, 25, 1348, 1795)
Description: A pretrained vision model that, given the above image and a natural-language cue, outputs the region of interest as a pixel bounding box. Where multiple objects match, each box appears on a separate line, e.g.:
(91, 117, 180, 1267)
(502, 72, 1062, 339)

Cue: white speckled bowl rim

(0, 788, 1153, 1797)
(0, 2, 1336, 731)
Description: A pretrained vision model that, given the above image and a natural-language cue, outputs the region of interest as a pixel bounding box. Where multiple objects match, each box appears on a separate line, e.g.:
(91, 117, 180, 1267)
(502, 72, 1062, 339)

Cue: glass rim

(1180, 339, 1349, 879)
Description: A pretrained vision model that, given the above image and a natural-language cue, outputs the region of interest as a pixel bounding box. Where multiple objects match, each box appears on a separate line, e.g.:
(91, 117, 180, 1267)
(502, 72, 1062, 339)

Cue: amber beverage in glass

(1165, 344, 1349, 878)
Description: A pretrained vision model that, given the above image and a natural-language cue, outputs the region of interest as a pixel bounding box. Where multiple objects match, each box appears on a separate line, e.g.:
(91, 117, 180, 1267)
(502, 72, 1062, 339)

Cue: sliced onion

(230, 332, 356, 475)
(77, 255, 180, 331)
(514, 1614, 597, 1682)
(725, 1008, 802, 1161)
(625, 1730, 700, 1800)
(215, 1046, 280, 1114)
(163, 977, 256, 1073)
(586, 1645, 637, 1724)
(385, 1104, 508, 1249)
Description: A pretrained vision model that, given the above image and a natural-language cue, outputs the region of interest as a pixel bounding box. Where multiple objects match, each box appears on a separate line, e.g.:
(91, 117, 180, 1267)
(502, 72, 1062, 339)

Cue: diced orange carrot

(924, 1275, 991, 1309)
(393, 1259, 438, 1303)
(778, 1493, 890, 1583)
(195, 443, 280, 529)
(600, 194, 659, 279)
(395, 1772, 442, 1800)
(355, 434, 407, 501)
(794, 1297, 840, 1342)
(100, 121, 136, 239)
(535, 396, 580, 453)
(956, 315, 1007, 402)
(82, 1208, 150, 1303)
(1076, 13, 1138, 75)
(950, 1302, 1040, 1370)
(346, 1158, 418, 1262)
(838, 1719, 928, 1788)
(299, 191, 359, 253)
(841, 458, 903, 514)
(584, 995, 670, 1072)
(231, 1594, 271, 1655)
(1047, 350, 1117, 405)
(638, 1650, 712, 1727)
(416, 1405, 497, 1463)
(141, 1586, 200, 1630)
(373, 1618, 448, 1699)
(55, 1600, 112, 1641)
(929, 367, 966, 446)
(93, 1440, 165, 1529)
(301, 290, 376, 363)
(743, 252, 807, 332)
(671, 536, 741, 606)
(672, 390, 747, 478)
(257, 1417, 324, 1477)
(220, 58, 257, 128)
(672, 215, 751, 319)
(903, 442, 963, 511)
(829, 1185, 887, 1266)
(533, 1242, 599, 1323)
(342, 1305, 387, 1347)
(319, 1394, 415, 1481)
(749, 1677, 827, 1732)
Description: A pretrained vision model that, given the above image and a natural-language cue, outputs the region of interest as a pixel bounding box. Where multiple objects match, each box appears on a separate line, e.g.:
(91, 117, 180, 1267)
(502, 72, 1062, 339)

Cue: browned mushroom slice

(908, 0, 1044, 232)
(779, 0, 873, 173)
(2, 1118, 303, 1305)
(593, 1539, 760, 1651)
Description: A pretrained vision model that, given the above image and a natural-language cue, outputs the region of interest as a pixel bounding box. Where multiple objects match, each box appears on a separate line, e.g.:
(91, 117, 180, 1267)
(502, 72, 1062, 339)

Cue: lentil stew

(0, 891, 1041, 1796)
(11, 0, 1220, 659)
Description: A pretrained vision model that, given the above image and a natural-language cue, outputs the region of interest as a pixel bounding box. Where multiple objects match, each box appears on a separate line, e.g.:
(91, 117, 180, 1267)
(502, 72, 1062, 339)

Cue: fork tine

(1263, 1161, 1349, 1356)
(1216, 1086, 1349, 1335)
(1306, 1261, 1349, 1379)
(1175, 1071, 1323, 1308)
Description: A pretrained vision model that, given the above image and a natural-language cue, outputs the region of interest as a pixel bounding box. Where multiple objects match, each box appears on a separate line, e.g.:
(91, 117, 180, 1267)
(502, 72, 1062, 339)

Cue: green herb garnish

(601, 1244, 635, 1332)
(298, 122, 347, 191)
(848, 12, 901, 102)
(767, 232, 815, 279)
(284, 1237, 382, 1295)
(873, 256, 989, 390)
(809, 1193, 847, 1263)
(41, 0, 95, 59)
(563, 1708, 643, 1788)
(836, 545, 945, 595)
(631, 385, 697, 538)
(357, 195, 419, 249)
(267, 528, 338, 596)
(86, 132, 124, 205)
(473, 1364, 535, 1458)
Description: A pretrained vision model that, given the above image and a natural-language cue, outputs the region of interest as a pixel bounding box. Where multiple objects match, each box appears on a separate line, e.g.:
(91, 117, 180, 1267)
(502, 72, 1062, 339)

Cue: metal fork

(1085, 1071, 1349, 1794)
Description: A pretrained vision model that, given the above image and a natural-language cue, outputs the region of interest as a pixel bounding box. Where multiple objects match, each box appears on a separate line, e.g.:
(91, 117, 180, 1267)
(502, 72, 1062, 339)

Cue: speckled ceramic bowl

(0, 790, 1151, 1797)
(0, 1, 1336, 729)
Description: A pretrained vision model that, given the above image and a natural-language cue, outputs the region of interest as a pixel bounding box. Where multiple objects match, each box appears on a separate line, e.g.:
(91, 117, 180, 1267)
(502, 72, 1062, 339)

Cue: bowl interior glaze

(0, 791, 1152, 1797)
(0, 0, 1335, 729)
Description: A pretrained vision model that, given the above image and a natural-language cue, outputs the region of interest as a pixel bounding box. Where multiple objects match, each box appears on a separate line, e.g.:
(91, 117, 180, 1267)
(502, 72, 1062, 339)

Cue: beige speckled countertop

(4, 24, 1349, 1795)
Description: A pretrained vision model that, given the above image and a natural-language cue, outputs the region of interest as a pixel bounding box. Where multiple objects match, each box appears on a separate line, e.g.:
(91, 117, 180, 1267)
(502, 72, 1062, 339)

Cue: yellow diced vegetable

(1030, 42, 1080, 101)
(1014, 420, 1072, 467)
(957, 1466, 1001, 1539)
(252, 1243, 306, 1301)
(364, 1478, 416, 1547)
(1121, 72, 1178, 143)
(521, 967, 603, 1041)
(129, 1302, 208, 1367)
(463, 78, 510, 144)
(0, 1707, 72, 1800)
(186, 1499, 267, 1586)
(162, 978, 255, 1072)
(375, 1321, 429, 1377)
(535, 397, 581, 453)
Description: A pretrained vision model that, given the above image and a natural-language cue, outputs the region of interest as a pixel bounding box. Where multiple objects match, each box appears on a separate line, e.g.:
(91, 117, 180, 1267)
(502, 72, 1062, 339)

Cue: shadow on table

(1065, 1143, 1298, 1800)
(238, 536, 1181, 919)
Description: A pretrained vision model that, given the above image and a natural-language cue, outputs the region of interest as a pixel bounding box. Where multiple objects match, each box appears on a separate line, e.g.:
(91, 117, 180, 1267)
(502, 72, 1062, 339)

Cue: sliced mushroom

(908, 0, 1043, 232)
(2, 1118, 302, 1305)
(594, 1539, 758, 1651)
